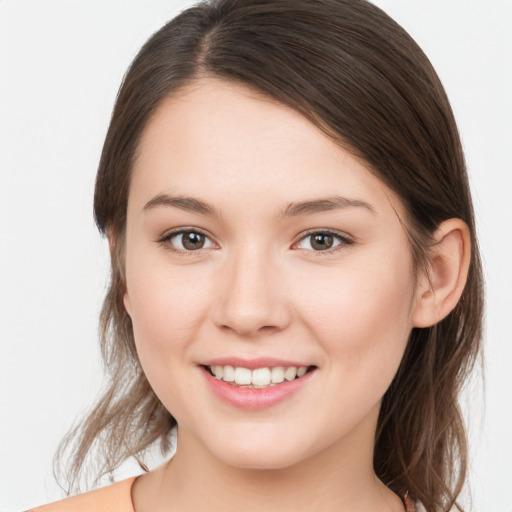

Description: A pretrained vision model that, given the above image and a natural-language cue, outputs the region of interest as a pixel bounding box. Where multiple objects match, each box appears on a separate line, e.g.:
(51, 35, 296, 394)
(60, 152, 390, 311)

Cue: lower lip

(202, 368, 316, 410)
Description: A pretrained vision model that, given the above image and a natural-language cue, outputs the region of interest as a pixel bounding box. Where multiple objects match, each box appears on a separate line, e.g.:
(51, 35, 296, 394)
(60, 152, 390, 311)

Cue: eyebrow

(143, 194, 375, 217)
(144, 194, 219, 217)
(282, 196, 376, 217)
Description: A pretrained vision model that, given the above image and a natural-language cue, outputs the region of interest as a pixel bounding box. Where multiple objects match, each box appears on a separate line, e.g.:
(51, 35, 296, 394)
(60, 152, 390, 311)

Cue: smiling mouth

(203, 364, 316, 388)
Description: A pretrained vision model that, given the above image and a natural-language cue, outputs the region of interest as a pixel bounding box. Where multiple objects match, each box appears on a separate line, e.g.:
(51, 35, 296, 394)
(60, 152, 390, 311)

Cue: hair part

(53, 1, 483, 510)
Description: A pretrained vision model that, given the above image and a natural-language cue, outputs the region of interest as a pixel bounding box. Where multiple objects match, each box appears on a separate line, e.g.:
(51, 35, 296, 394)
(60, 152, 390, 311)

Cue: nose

(212, 246, 291, 338)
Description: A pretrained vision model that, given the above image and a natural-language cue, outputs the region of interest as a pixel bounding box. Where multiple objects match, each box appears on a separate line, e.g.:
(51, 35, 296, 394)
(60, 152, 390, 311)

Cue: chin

(205, 432, 317, 471)
(223, 449, 305, 471)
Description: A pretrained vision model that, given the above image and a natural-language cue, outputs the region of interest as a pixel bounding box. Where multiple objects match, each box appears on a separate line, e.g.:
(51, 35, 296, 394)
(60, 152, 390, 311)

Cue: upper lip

(200, 357, 314, 370)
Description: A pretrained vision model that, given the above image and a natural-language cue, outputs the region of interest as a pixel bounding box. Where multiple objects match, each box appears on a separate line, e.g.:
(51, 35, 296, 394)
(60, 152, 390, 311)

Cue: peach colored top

(26, 475, 421, 511)
(25, 477, 137, 512)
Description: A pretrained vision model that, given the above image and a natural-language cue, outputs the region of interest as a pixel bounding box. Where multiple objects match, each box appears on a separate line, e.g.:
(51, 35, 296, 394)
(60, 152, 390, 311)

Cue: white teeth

(252, 367, 271, 386)
(271, 367, 285, 384)
(284, 366, 297, 381)
(223, 365, 235, 382)
(208, 364, 311, 387)
(234, 367, 252, 385)
(297, 366, 307, 377)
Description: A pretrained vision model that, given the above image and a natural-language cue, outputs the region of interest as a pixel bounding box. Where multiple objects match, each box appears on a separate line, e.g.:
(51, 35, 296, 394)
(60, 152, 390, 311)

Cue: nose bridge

(213, 242, 290, 336)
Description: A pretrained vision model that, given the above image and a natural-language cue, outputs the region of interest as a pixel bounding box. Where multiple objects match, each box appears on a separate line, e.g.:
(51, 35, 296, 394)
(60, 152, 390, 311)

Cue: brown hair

(53, 1, 483, 510)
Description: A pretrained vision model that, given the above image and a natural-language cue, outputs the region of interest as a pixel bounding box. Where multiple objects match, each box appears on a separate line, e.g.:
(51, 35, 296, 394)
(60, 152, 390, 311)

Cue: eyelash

(293, 229, 355, 255)
(157, 228, 354, 256)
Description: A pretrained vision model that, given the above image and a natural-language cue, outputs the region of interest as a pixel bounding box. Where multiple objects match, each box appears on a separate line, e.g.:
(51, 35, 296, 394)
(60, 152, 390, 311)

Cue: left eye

(295, 232, 349, 251)
(165, 230, 215, 251)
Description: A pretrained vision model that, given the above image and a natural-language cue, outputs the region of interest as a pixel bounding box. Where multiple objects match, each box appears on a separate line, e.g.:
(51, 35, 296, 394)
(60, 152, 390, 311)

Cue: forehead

(130, 78, 402, 218)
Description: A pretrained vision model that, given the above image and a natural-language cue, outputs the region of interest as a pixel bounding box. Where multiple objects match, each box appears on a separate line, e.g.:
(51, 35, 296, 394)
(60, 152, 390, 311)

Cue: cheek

(124, 253, 213, 363)
(124, 258, 216, 417)
(298, 247, 415, 375)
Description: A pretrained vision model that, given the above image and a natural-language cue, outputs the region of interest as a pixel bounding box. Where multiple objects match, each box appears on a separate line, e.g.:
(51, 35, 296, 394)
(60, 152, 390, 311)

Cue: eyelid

(156, 227, 354, 256)
(292, 229, 355, 253)
(157, 226, 218, 254)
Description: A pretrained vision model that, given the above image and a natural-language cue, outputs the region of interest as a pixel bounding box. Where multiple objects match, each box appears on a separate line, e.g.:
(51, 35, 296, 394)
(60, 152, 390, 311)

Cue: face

(123, 78, 420, 470)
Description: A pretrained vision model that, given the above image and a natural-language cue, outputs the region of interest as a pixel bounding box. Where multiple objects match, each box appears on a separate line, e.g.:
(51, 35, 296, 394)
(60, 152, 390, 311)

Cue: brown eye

(295, 231, 351, 252)
(166, 230, 215, 251)
(182, 231, 205, 250)
(310, 234, 334, 250)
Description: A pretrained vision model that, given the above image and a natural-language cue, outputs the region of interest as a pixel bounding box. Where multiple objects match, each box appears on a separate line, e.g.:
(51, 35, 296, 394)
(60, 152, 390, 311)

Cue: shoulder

(25, 476, 138, 512)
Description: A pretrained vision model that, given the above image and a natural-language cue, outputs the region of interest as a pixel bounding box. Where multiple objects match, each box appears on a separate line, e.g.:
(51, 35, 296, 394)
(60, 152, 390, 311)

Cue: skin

(121, 78, 470, 512)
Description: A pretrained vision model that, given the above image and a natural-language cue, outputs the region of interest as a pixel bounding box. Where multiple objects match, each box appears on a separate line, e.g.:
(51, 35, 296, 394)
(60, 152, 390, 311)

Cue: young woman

(27, 0, 483, 511)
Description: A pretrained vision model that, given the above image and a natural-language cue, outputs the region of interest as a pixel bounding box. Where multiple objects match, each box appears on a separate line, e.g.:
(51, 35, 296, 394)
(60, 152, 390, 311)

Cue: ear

(412, 218, 471, 328)
(106, 226, 116, 262)
(107, 227, 132, 317)
(123, 289, 133, 317)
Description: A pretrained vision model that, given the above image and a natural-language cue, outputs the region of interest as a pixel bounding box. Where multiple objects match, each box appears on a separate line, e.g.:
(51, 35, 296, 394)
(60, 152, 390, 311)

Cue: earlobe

(123, 292, 132, 317)
(107, 225, 117, 262)
(106, 226, 132, 317)
(412, 218, 471, 328)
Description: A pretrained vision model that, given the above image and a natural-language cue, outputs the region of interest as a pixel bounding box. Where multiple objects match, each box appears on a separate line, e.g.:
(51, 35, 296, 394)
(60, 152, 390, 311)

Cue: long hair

(53, 1, 484, 510)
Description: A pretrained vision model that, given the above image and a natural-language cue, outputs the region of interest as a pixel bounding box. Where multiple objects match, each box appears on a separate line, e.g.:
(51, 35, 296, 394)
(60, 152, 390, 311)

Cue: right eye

(160, 230, 216, 252)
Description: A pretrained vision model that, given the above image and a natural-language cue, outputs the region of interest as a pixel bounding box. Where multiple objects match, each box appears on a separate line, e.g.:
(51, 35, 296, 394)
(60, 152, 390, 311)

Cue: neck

(137, 407, 404, 512)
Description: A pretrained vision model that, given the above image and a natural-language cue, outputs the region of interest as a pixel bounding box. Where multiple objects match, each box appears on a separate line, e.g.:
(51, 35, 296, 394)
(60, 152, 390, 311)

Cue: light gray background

(0, 1, 511, 510)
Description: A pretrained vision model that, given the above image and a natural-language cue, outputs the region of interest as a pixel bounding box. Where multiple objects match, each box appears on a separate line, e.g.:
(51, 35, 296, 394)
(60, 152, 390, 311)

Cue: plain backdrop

(0, 1, 511, 511)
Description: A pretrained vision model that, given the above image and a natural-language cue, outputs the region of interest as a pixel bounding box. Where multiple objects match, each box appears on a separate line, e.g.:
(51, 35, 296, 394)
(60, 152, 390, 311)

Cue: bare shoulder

(25, 476, 138, 512)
